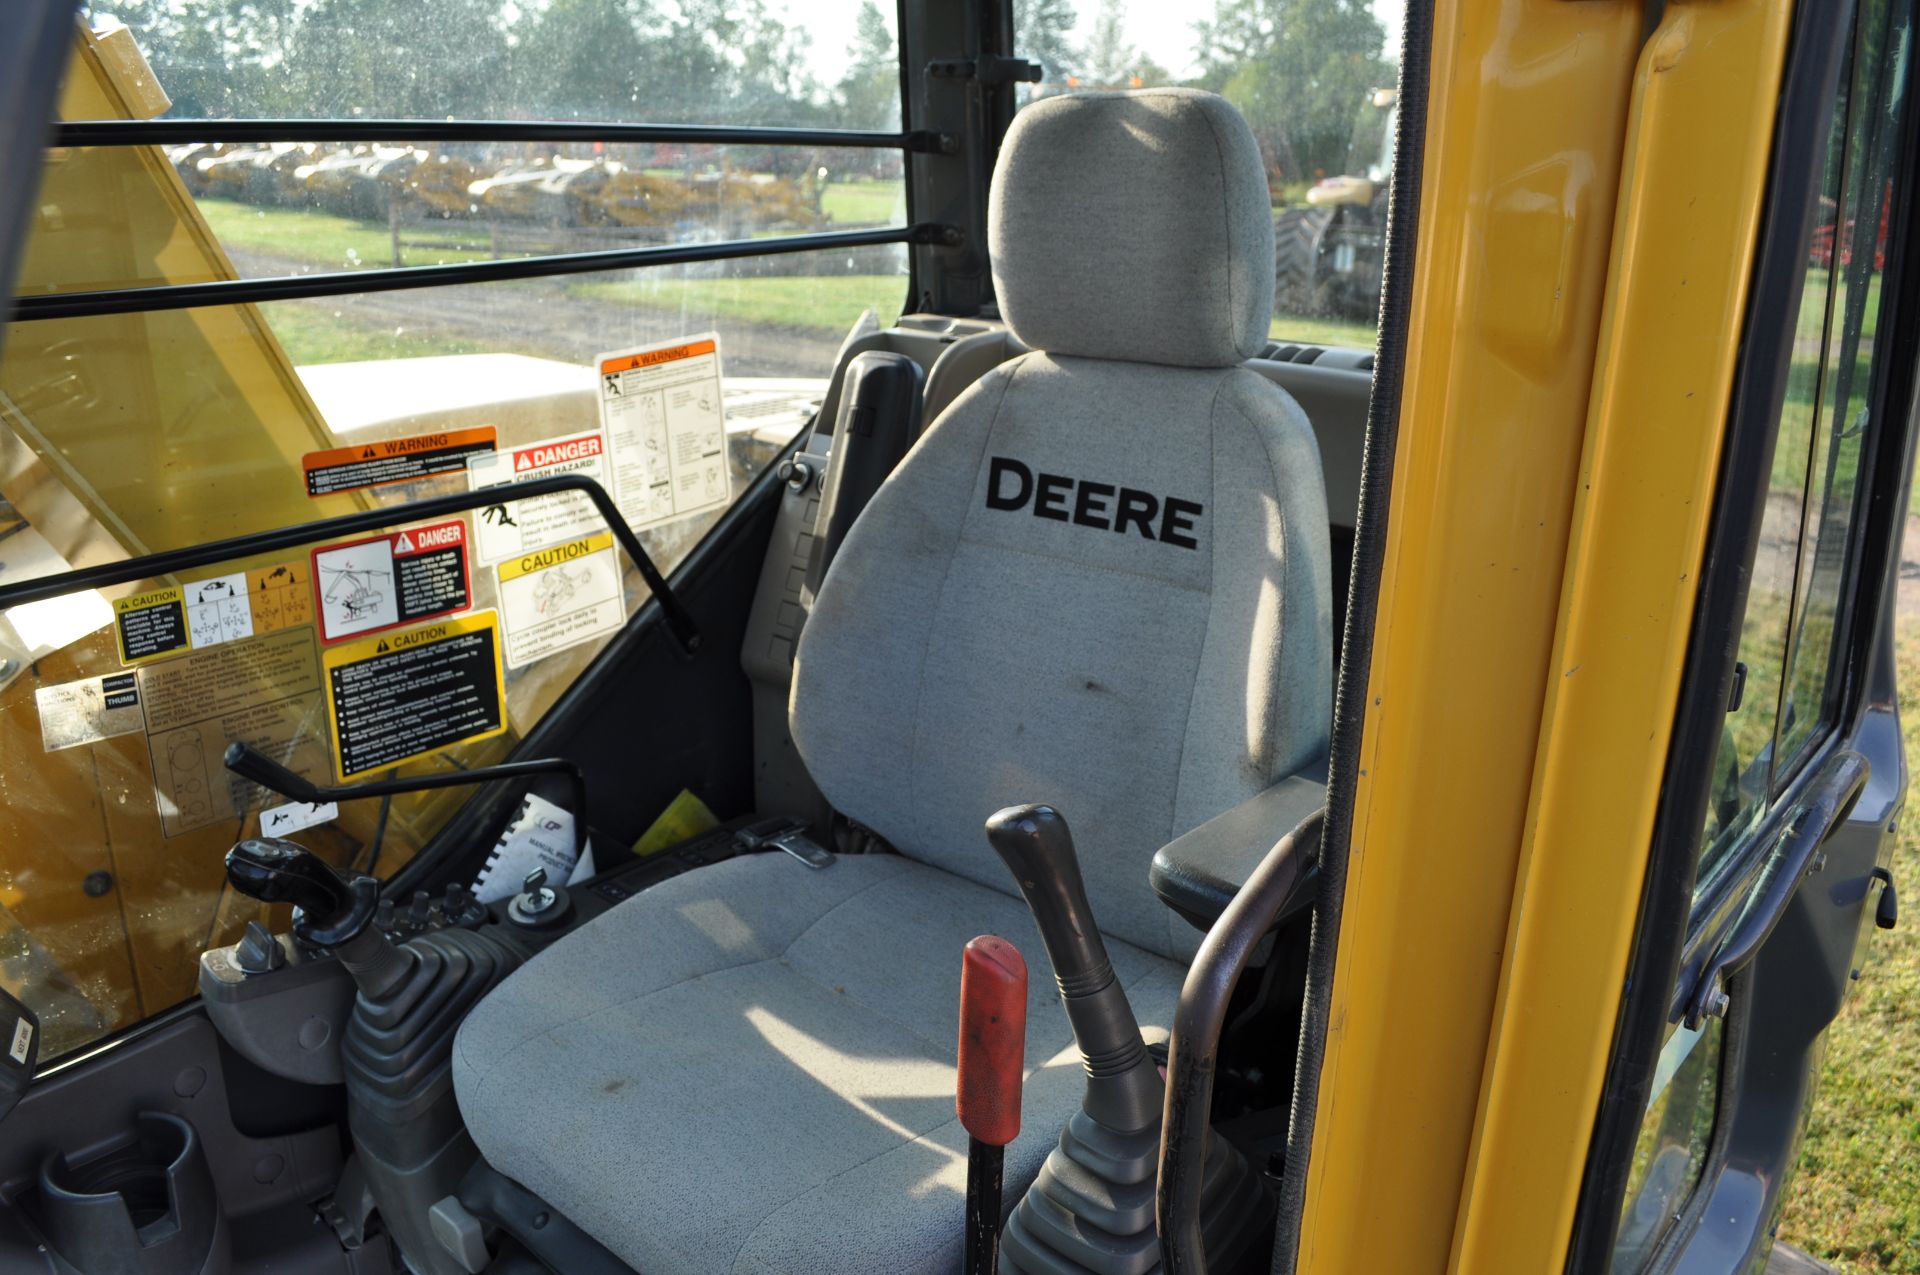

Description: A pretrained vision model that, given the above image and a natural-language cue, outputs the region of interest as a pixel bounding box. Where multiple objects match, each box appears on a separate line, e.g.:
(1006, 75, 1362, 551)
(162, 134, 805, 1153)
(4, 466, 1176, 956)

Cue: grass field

(566, 274, 908, 335)
(1270, 312, 1378, 350)
(256, 301, 492, 364)
(1776, 620, 1920, 1272)
(819, 179, 903, 225)
(198, 197, 495, 271)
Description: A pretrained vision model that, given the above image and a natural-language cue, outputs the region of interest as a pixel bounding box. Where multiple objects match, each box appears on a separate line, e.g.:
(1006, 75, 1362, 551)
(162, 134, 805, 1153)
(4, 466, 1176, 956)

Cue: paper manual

(471, 791, 596, 903)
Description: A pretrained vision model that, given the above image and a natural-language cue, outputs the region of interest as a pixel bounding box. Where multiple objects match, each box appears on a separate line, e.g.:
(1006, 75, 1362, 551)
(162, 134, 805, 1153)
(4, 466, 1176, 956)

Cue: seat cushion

(453, 852, 1184, 1275)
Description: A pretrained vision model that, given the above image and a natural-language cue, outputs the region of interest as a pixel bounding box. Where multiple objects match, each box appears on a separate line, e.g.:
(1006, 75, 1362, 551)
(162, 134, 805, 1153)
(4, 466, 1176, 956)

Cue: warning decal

(497, 531, 625, 668)
(36, 672, 144, 752)
(466, 429, 609, 566)
(303, 427, 497, 497)
(322, 612, 507, 781)
(597, 334, 731, 532)
(312, 519, 471, 643)
(114, 588, 190, 664)
(137, 628, 330, 837)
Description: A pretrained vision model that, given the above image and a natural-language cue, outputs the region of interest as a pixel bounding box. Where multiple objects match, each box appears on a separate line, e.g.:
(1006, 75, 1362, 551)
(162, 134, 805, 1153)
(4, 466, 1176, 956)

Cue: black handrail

(11, 223, 942, 321)
(1158, 809, 1324, 1275)
(54, 118, 952, 153)
(225, 742, 589, 864)
(0, 473, 701, 656)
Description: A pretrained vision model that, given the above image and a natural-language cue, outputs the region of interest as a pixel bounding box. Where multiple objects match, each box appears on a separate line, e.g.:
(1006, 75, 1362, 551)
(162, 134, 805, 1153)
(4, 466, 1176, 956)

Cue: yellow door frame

(1295, 0, 1794, 1269)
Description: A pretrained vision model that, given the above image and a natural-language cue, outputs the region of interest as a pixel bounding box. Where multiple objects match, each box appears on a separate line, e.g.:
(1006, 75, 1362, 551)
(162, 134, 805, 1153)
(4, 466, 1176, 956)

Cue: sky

(782, 0, 1407, 83)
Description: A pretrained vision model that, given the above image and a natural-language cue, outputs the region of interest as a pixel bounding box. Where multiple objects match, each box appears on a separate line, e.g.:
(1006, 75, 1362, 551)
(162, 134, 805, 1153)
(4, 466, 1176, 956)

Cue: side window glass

(1692, 41, 1853, 894)
(1013, 0, 1399, 351)
(1778, 12, 1912, 766)
(1610, 1018, 1725, 1272)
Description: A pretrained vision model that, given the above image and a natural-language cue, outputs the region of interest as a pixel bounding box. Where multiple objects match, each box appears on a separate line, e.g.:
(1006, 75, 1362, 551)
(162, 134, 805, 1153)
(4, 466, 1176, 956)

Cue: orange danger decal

(302, 427, 497, 497)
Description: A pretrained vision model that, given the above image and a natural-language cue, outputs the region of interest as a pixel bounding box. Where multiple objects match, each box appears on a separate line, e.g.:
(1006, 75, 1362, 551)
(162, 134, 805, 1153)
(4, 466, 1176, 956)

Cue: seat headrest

(988, 89, 1275, 369)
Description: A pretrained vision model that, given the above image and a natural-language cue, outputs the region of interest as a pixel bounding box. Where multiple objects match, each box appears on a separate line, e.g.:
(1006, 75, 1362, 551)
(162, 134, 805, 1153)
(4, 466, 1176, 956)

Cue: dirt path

(226, 247, 854, 378)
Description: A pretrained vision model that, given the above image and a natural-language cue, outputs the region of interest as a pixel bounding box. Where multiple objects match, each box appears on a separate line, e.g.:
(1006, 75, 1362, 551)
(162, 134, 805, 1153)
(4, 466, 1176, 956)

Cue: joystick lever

(984, 805, 1269, 1273)
(224, 838, 409, 998)
(985, 805, 1159, 1128)
(227, 838, 363, 932)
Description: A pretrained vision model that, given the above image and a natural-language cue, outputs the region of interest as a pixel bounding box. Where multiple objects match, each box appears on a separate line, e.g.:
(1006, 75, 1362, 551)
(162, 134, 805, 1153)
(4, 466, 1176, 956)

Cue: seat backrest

(791, 89, 1332, 960)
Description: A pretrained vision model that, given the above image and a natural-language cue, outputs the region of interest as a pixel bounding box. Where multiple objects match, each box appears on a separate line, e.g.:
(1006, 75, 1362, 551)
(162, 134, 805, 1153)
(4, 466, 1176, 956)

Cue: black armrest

(1151, 773, 1325, 931)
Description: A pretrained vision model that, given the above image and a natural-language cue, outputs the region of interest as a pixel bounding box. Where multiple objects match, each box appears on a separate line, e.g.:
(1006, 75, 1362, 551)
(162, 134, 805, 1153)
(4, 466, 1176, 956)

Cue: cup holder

(36, 1111, 230, 1275)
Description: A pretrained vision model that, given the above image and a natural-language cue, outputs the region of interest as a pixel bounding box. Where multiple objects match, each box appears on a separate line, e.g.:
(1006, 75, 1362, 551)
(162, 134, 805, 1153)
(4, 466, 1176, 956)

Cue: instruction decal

(597, 334, 731, 531)
(113, 560, 315, 667)
(8, 1017, 31, 1066)
(137, 628, 330, 837)
(247, 561, 314, 633)
(260, 798, 339, 836)
(312, 520, 471, 643)
(36, 673, 144, 752)
(184, 572, 255, 649)
(114, 587, 190, 664)
(496, 531, 625, 668)
(465, 430, 609, 566)
(322, 612, 507, 781)
(302, 427, 497, 497)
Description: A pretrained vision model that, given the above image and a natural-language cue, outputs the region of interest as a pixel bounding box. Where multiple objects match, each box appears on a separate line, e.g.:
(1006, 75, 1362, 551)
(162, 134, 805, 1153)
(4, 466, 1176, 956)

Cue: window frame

(1565, 0, 1920, 1263)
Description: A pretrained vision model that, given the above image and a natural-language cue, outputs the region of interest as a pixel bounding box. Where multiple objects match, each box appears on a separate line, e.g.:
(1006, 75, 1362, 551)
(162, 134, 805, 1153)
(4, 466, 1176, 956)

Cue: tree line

(103, 0, 1391, 186)
(1020, 0, 1395, 185)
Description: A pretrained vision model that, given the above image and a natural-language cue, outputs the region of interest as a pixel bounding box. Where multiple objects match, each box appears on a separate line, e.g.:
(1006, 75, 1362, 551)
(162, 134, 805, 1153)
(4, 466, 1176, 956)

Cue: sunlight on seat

(674, 896, 762, 954)
(745, 1004, 968, 1198)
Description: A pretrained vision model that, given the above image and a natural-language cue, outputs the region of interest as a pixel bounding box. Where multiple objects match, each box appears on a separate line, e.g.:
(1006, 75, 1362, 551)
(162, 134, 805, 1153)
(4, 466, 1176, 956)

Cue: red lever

(957, 934, 1028, 1146)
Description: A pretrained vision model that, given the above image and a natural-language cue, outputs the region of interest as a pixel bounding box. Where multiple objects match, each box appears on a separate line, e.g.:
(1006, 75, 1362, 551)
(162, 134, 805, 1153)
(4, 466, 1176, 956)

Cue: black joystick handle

(985, 804, 1159, 1131)
(224, 839, 409, 996)
(227, 838, 365, 933)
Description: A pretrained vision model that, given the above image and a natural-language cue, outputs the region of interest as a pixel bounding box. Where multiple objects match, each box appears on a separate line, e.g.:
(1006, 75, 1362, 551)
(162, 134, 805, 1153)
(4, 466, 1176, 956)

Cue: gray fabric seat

(455, 853, 1184, 1274)
(453, 87, 1331, 1275)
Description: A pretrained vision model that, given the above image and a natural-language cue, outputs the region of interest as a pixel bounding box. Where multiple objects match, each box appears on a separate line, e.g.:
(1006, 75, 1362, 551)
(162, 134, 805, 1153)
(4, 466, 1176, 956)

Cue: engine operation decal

(136, 628, 330, 837)
(495, 531, 625, 669)
(311, 519, 472, 644)
(597, 334, 731, 531)
(466, 430, 610, 566)
(302, 427, 497, 497)
(321, 612, 507, 781)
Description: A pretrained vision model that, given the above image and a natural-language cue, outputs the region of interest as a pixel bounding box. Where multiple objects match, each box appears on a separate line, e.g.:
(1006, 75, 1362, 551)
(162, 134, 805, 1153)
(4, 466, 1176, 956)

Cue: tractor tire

(1274, 206, 1334, 312)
